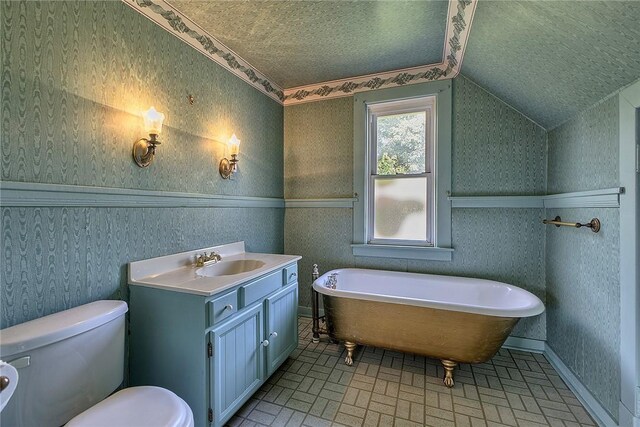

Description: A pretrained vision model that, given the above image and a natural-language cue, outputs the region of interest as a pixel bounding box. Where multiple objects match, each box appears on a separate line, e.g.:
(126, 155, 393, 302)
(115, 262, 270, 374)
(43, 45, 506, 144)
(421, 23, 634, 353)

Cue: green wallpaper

(1, 0, 283, 198)
(284, 97, 354, 199)
(547, 96, 620, 194)
(453, 77, 547, 195)
(546, 100, 621, 419)
(170, 0, 448, 88)
(0, 1, 284, 328)
(284, 75, 548, 340)
(546, 208, 620, 420)
(462, 1, 640, 129)
(1, 207, 283, 329)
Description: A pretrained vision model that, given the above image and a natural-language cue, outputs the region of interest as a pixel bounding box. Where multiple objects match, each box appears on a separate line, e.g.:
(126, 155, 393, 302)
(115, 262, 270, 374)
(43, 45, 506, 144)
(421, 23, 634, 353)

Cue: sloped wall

(0, 1, 284, 328)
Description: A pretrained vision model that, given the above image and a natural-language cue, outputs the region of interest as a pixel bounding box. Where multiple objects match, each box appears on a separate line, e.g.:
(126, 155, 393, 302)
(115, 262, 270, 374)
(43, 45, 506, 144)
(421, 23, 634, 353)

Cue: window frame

(352, 81, 453, 261)
(367, 97, 435, 246)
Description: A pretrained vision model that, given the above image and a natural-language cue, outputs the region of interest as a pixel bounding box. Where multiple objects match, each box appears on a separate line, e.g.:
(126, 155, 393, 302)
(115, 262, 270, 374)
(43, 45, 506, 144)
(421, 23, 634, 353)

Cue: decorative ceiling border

(283, 0, 477, 105)
(121, 0, 477, 106)
(122, 0, 285, 103)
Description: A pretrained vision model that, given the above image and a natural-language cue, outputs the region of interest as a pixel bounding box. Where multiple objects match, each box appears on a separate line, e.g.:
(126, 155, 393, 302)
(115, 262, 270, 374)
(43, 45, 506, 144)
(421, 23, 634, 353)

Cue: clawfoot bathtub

(313, 269, 544, 387)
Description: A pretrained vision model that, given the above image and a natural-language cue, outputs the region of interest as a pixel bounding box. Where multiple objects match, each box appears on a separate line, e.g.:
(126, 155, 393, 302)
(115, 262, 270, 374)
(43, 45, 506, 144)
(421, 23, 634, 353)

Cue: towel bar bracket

(543, 216, 600, 233)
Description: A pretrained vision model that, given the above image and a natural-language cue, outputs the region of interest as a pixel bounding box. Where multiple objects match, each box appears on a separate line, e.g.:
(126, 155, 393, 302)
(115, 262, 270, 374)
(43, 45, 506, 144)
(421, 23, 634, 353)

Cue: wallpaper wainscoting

(546, 97, 621, 420)
(1, 1, 284, 328)
(287, 207, 546, 340)
(1, 207, 283, 328)
(546, 208, 620, 420)
(284, 75, 548, 341)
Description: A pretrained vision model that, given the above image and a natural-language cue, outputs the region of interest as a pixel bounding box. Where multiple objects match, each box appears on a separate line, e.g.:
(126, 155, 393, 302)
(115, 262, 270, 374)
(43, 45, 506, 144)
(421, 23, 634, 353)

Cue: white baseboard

(545, 345, 618, 427)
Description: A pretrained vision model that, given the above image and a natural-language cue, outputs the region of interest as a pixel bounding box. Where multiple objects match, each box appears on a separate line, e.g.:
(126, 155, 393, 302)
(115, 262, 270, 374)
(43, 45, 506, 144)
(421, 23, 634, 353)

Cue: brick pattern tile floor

(227, 317, 596, 427)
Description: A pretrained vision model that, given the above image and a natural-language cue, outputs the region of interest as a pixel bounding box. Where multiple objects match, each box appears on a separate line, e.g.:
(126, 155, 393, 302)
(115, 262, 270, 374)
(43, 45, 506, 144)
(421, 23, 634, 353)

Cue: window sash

(369, 108, 433, 176)
(366, 98, 436, 247)
(367, 173, 434, 246)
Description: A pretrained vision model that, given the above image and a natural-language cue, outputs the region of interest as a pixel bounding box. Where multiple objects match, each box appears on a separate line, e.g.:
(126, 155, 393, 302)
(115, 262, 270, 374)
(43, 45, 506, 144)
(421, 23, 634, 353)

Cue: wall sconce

(132, 107, 165, 168)
(219, 133, 240, 179)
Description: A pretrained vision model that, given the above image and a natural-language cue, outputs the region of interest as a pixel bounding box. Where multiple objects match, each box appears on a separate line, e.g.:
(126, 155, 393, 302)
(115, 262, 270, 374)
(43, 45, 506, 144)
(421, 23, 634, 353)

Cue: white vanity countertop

(128, 242, 301, 297)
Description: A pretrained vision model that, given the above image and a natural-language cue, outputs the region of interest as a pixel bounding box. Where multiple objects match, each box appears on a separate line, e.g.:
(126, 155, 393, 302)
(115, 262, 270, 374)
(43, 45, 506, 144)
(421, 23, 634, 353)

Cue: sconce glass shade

(220, 133, 240, 179)
(143, 107, 165, 135)
(229, 133, 240, 156)
(133, 107, 164, 168)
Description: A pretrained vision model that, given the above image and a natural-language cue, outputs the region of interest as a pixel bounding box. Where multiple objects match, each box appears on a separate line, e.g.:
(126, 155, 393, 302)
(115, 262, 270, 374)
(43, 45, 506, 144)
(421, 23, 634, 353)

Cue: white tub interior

(313, 268, 544, 318)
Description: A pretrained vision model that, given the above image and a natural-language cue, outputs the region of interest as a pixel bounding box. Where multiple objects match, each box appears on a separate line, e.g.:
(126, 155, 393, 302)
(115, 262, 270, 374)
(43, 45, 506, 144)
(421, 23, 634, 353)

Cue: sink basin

(196, 259, 266, 277)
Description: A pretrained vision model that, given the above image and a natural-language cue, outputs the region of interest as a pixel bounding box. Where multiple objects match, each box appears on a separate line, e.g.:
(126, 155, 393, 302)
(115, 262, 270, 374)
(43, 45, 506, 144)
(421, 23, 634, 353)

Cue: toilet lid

(65, 386, 194, 427)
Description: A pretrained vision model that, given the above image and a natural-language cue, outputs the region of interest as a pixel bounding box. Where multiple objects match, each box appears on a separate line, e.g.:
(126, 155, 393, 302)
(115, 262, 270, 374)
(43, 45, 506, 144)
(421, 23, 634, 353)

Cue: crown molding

(122, 0, 477, 106)
(283, 0, 477, 105)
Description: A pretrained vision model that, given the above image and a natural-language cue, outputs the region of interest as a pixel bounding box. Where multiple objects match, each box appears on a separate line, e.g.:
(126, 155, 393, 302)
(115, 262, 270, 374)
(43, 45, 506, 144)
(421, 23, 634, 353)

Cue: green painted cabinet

(209, 302, 264, 425)
(265, 283, 298, 376)
(129, 262, 299, 427)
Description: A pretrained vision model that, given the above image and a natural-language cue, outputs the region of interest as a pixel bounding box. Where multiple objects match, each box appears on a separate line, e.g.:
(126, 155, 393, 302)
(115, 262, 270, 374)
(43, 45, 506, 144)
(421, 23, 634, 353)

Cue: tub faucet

(325, 273, 338, 289)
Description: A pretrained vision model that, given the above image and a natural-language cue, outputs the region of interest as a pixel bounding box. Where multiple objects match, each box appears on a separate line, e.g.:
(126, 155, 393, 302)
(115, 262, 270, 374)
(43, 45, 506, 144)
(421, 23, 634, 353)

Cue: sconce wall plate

(220, 134, 240, 179)
(133, 135, 160, 168)
(219, 154, 238, 179)
(133, 107, 165, 168)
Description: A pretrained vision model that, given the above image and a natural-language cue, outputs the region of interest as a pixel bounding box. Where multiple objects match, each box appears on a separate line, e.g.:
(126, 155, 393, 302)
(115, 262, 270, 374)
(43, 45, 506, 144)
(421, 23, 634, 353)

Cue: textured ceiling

(168, 0, 448, 88)
(462, 1, 640, 129)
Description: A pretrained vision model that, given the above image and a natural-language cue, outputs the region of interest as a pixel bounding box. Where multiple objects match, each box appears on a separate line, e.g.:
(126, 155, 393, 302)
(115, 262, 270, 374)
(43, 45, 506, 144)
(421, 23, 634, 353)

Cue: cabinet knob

(261, 339, 270, 347)
(224, 304, 233, 311)
(289, 272, 297, 280)
(270, 331, 278, 338)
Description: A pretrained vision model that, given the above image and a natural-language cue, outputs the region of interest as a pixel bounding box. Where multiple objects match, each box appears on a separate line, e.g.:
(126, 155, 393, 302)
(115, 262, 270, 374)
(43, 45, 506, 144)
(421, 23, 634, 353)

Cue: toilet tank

(0, 300, 128, 427)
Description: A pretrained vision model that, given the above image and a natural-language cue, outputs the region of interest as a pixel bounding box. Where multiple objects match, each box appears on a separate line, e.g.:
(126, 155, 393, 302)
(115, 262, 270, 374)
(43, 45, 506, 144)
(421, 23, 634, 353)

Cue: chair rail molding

(284, 198, 357, 208)
(448, 188, 623, 209)
(0, 181, 285, 209)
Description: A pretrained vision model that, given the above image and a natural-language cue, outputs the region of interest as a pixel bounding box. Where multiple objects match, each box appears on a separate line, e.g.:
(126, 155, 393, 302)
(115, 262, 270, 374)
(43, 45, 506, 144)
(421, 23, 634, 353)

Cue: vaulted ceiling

(143, 0, 640, 129)
(169, 0, 448, 88)
(462, 1, 640, 128)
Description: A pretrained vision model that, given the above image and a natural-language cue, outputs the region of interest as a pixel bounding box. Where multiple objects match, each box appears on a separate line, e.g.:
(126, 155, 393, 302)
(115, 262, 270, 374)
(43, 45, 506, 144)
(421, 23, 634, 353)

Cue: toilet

(0, 300, 194, 427)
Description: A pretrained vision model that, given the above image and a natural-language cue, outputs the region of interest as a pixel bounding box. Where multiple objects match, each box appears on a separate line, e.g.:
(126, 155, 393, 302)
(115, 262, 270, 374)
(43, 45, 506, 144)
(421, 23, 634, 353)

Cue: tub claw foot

(344, 342, 357, 366)
(441, 360, 457, 388)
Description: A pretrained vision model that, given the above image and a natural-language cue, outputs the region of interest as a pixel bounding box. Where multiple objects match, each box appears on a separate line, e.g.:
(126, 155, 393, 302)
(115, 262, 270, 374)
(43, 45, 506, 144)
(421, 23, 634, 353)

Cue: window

(368, 97, 435, 245)
(352, 81, 453, 261)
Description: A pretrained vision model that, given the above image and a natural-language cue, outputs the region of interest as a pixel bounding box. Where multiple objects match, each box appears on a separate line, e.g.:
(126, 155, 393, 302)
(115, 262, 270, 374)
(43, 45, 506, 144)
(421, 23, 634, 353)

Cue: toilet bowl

(0, 300, 194, 427)
(66, 386, 194, 427)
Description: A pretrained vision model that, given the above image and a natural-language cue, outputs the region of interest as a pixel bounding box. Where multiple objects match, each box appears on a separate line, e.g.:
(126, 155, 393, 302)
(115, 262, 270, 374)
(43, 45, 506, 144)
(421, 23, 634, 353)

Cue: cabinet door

(209, 302, 264, 426)
(265, 282, 298, 376)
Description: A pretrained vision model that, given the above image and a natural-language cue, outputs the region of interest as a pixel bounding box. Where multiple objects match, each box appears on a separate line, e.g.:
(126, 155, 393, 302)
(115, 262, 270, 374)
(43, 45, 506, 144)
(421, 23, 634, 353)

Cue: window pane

(373, 177, 427, 241)
(376, 112, 426, 175)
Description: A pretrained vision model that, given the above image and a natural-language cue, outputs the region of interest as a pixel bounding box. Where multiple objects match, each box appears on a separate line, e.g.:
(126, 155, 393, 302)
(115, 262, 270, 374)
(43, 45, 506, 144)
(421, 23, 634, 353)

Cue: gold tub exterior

(322, 294, 519, 385)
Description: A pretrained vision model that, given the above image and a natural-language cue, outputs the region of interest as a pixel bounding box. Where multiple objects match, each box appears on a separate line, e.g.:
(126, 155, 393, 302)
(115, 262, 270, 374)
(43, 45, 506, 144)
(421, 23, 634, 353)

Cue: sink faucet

(195, 251, 222, 267)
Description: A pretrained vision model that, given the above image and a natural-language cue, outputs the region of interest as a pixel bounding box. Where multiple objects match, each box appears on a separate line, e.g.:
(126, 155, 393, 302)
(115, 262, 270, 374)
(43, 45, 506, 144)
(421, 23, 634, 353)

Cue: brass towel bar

(543, 216, 601, 233)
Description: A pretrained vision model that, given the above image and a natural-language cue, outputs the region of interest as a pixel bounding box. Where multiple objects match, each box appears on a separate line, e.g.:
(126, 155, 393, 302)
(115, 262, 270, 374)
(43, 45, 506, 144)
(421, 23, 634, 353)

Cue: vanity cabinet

(209, 302, 264, 425)
(265, 283, 298, 376)
(129, 262, 299, 427)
